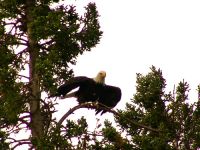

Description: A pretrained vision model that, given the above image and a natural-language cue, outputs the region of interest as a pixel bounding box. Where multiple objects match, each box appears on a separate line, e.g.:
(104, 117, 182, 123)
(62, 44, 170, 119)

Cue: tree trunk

(26, 0, 43, 140)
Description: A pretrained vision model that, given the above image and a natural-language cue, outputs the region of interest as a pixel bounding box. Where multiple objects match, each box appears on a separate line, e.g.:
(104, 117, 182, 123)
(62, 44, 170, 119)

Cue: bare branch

(17, 42, 28, 46)
(18, 115, 30, 127)
(16, 47, 28, 56)
(57, 103, 92, 127)
(56, 103, 160, 133)
(40, 39, 54, 46)
(8, 137, 30, 144)
(11, 141, 31, 150)
(17, 74, 30, 80)
(5, 22, 17, 26)
(16, 37, 28, 43)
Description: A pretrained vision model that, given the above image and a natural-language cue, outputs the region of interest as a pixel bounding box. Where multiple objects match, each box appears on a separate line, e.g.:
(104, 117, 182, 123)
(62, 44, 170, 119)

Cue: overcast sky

(52, 0, 200, 133)
(68, 0, 200, 101)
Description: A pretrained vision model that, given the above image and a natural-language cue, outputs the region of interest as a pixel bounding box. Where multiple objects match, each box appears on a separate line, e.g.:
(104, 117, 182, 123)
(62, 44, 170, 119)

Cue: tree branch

(56, 102, 160, 133)
(17, 74, 30, 80)
(11, 140, 31, 150)
(40, 39, 54, 46)
(18, 115, 31, 127)
(16, 47, 28, 56)
(16, 37, 28, 43)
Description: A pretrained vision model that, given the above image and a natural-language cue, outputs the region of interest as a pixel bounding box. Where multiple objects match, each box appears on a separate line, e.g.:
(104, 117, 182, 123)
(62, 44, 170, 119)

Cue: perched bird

(51, 71, 106, 103)
(50, 71, 121, 115)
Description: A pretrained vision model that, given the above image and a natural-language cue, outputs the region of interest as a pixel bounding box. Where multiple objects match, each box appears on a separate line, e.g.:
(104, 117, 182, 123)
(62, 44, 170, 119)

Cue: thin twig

(12, 141, 31, 150)
(17, 74, 30, 80)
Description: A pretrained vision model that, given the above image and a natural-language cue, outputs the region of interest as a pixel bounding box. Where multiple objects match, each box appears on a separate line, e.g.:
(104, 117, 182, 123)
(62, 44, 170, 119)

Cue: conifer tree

(101, 66, 200, 149)
(0, 0, 102, 148)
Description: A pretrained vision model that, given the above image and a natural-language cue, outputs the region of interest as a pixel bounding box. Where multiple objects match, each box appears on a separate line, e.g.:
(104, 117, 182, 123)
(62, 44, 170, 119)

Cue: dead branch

(56, 103, 160, 133)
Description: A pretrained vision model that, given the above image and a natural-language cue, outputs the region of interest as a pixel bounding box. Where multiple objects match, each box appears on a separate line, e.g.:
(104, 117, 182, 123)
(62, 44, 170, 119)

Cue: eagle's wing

(50, 76, 93, 97)
(95, 85, 122, 115)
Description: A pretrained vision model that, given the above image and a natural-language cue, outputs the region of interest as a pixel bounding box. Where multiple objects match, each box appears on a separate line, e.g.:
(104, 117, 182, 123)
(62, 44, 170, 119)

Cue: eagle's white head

(93, 71, 106, 84)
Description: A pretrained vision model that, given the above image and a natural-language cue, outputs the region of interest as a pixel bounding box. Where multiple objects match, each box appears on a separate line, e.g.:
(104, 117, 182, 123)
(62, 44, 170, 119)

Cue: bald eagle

(50, 71, 121, 115)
